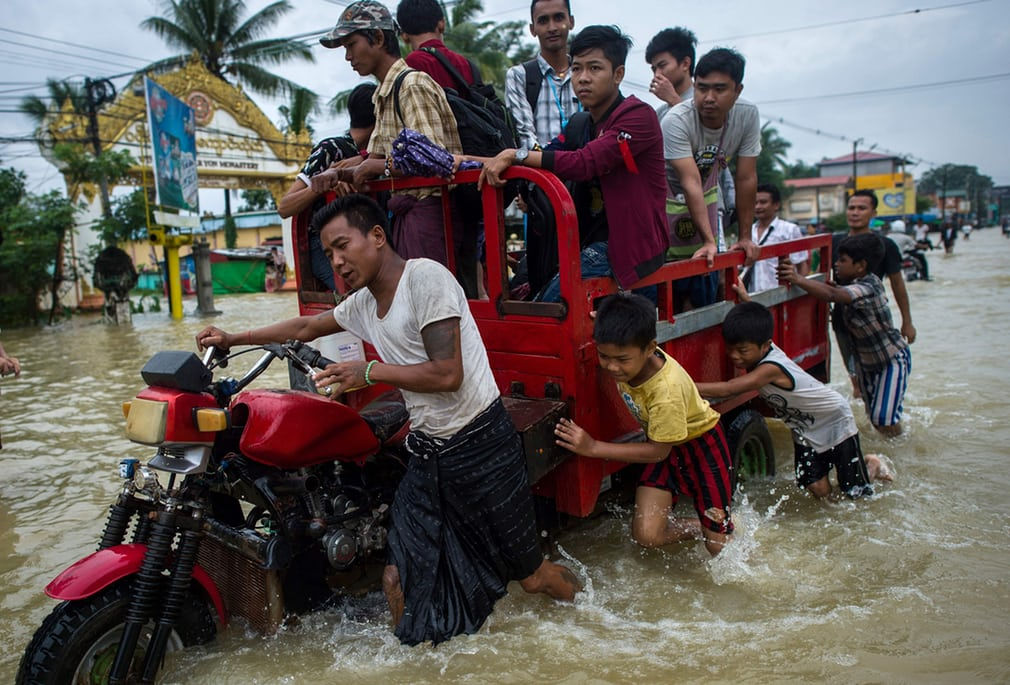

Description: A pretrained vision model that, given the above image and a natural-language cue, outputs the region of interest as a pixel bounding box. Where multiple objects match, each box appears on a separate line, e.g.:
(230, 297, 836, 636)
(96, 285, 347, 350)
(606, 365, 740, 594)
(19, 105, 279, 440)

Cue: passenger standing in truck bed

(472, 26, 668, 303)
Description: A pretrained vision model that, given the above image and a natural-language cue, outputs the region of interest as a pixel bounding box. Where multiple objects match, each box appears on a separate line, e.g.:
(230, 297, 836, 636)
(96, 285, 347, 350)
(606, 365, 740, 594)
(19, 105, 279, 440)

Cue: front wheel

(724, 408, 775, 493)
(17, 580, 216, 685)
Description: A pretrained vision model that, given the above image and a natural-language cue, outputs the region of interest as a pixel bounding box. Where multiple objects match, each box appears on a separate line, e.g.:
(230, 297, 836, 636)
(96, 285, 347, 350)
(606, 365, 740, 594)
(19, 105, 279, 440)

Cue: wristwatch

(514, 146, 530, 164)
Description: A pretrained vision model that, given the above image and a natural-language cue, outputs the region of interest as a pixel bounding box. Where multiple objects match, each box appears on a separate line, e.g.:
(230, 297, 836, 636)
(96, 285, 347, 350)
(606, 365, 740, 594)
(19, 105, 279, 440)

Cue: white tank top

(757, 344, 857, 452)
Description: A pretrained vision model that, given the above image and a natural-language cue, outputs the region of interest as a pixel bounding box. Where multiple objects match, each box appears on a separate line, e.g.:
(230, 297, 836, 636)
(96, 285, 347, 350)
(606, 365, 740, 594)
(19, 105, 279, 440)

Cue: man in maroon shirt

(397, 0, 476, 87)
(474, 25, 669, 302)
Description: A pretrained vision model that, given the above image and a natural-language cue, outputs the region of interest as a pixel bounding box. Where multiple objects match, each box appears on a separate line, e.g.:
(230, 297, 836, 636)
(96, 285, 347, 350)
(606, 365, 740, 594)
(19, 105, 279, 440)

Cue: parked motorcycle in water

(17, 341, 409, 684)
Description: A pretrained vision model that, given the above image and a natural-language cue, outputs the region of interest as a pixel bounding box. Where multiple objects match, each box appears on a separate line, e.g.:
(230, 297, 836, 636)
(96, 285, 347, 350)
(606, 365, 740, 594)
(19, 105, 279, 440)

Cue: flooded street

(2, 229, 1009, 683)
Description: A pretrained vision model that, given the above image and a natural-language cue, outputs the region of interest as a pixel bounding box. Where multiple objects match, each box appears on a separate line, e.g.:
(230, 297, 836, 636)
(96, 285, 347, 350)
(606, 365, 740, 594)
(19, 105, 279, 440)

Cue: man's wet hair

(347, 83, 377, 129)
(645, 27, 698, 75)
(396, 0, 442, 36)
(722, 301, 773, 346)
(593, 293, 656, 349)
(570, 25, 632, 68)
(355, 28, 401, 58)
(530, 0, 572, 21)
(756, 183, 781, 205)
(695, 47, 745, 85)
(850, 189, 879, 209)
(311, 194, 389, 237)
(838, 233, 884, 273)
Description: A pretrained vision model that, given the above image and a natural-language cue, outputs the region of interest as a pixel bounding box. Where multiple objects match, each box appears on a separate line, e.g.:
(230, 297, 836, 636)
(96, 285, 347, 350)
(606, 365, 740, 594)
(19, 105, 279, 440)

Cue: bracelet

(364, 359, 378, 386)
(383, 155, 393, 177)
(246, 330, 252, 345)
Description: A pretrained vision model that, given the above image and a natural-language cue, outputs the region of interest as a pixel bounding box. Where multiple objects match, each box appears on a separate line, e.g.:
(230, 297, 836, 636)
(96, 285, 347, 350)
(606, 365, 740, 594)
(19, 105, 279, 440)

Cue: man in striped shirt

(504, 0, 580, 149)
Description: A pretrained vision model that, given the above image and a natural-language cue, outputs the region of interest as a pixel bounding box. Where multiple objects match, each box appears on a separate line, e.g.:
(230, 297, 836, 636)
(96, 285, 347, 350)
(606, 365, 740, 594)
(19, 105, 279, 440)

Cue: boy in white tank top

(696, 298, 892, 499)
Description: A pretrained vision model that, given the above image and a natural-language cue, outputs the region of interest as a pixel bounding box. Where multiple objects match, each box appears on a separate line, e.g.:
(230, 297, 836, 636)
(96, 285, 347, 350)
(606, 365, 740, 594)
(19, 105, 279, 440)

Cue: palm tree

(442, 0, 535, 90)
(756, 122, 792, 189)
(278, 87, 319, 137)
(19, 78, 87, 127)
(140, 0, 314, 98)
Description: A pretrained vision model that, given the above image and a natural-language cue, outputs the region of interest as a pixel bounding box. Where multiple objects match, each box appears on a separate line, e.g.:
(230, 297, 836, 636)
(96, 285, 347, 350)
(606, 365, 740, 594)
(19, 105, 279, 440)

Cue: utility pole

(851, 138, 863, 193)
(84, 77, 117, 219)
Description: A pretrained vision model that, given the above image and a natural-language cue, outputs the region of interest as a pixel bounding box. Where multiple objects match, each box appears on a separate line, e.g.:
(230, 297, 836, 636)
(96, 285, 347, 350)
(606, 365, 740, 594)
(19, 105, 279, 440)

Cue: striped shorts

(857, 346, 912, 427)
(639, 424, 734, 534)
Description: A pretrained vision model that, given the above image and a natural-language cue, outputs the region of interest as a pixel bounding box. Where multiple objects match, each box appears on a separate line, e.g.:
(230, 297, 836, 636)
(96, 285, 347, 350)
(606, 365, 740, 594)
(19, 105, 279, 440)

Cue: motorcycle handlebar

(210, 340, 338, 399)
(284, 340, 336, 370)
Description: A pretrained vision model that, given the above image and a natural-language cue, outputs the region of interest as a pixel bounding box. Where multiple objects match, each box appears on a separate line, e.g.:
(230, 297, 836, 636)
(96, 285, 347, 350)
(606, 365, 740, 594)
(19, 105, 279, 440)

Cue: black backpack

(521, 111, 592, 297)
(393, 48, 517, 158)
(523, 59, 543, 112)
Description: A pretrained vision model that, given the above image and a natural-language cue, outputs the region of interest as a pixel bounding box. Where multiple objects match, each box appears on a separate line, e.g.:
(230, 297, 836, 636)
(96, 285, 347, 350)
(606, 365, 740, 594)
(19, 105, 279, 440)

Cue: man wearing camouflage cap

(313, 0, 463, 266)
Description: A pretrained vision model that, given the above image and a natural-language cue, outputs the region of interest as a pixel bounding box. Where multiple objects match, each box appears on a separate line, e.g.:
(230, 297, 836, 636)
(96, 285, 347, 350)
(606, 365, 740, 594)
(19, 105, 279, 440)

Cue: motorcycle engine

(322, 503, 389, 571)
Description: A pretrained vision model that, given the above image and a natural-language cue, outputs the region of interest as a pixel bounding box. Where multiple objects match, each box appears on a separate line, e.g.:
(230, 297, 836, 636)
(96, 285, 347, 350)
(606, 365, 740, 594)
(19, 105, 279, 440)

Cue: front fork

(102, 463, 207, 685)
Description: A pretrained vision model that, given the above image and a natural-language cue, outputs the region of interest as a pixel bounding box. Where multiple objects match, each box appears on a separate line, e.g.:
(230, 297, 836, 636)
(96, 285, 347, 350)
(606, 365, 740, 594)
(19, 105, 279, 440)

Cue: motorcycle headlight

(133, 464, 161, 493)
(125, 398, 168, 445)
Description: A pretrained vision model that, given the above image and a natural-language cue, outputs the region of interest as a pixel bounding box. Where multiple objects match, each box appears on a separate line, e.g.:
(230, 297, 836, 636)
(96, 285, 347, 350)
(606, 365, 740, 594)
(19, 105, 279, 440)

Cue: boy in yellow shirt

(554, 293, 733, 556)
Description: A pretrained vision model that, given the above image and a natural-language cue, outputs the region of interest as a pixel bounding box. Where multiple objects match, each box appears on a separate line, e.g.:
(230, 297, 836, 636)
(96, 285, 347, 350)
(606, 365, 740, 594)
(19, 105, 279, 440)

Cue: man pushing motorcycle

(196, 194, 579, 645)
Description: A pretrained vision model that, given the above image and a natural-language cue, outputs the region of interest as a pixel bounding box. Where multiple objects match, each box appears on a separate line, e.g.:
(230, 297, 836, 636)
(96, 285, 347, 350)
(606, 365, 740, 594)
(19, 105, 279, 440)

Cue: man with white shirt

(745, 183, 808, 293)
(196, 195, 578, 645)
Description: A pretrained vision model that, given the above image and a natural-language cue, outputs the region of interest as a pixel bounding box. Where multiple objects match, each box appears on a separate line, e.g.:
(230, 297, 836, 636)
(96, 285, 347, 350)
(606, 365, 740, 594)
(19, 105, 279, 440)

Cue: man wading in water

(196, 195, 579, 645)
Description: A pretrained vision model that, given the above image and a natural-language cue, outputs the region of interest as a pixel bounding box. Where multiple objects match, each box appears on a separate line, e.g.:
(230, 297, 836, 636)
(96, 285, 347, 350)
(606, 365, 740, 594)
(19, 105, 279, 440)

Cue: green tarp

(211, 260, 265, 294)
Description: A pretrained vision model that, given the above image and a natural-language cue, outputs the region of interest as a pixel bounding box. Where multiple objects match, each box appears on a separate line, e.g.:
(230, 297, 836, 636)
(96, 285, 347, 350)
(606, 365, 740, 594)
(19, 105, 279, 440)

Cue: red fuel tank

(233, 389, 379, 468)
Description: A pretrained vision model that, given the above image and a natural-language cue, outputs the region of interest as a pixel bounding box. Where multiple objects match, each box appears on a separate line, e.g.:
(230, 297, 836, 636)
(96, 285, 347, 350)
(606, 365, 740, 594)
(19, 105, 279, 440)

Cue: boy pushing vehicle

(696, 294, 892, 499)
(553, 293, 734, 557)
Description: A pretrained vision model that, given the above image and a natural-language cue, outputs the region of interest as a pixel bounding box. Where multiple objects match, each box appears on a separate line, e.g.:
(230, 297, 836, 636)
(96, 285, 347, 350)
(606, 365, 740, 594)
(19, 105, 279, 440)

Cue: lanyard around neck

(546, 71, 580, 129)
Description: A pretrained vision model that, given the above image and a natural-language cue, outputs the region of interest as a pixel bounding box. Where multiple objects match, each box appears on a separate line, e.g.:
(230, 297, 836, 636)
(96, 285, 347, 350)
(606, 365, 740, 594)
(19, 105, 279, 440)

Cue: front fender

(45, 543, 228, 626)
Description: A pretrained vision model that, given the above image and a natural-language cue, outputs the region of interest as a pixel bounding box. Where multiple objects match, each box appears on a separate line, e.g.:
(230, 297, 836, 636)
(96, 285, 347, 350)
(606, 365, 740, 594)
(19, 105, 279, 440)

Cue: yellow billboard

(872, 186, 915, 216)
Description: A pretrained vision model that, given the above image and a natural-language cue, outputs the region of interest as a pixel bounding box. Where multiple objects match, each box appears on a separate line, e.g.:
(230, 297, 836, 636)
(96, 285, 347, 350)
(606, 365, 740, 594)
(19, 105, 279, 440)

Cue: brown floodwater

(2, 229, 1009, 683)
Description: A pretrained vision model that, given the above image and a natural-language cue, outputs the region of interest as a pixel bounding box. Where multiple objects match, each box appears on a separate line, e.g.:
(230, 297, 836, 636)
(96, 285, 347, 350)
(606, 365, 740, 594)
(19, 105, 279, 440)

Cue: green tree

(755, 122, 791, 190)
(278, 87, 319, 136)
(51, 144, 135, 195)
(140, 0, 315, 98)
(18, 78, 87, 128)
(785, 160, 819, 179)
(223, 215, 238, 248)
(239, 188, 275, 211)
(0, 176, 77, 326)
(823, 212, 848, 233)
(442, 0, 536, 91)
(916, 163, 993, 220)
(95, 189, 153, 246)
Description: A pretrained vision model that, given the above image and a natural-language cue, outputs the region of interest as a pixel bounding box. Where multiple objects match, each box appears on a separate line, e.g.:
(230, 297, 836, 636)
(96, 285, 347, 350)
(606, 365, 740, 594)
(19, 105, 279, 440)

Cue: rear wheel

(17, 580, 216, 685)
(724, 408, 775, 493)
(903, 254, 926, 281)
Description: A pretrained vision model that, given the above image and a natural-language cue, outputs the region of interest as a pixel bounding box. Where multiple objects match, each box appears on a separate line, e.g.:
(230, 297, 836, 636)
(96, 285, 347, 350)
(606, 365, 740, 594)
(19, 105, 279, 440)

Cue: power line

(0, 27, 150, 63)
(697, 0, 992, 45)
(0, 37, 140, 70)
(752, 72, 1010, 105)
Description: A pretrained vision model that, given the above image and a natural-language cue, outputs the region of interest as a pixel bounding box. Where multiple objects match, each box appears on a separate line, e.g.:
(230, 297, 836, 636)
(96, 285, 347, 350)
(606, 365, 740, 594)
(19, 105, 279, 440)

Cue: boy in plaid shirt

(778, 233, 911, 436)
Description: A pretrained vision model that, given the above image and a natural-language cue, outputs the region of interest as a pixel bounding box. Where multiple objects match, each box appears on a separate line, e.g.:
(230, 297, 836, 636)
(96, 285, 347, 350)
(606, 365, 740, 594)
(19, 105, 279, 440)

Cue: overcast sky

(2, 0, 1008, 210)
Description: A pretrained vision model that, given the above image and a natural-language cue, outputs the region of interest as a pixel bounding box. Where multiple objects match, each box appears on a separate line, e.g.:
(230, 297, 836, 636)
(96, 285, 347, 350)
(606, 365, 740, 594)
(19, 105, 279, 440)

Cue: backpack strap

(561, 111, 592, 149)
(465, 57, 485, 86)
(391, 68, 415, 130)
(419, 46, 474, 96)
(523, 59, 543, 111)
